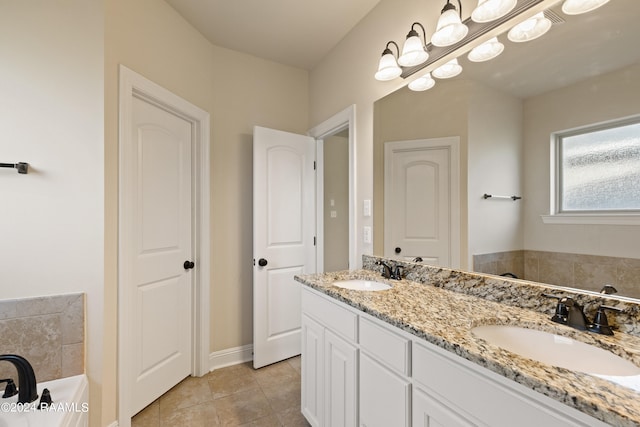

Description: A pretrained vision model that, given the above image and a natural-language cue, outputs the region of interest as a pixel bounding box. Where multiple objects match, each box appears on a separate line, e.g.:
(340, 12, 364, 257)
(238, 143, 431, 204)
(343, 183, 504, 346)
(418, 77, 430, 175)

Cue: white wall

(310, 0, 445, 266)
(467, 82, 523, 266)
(0, 1, 104, 425)
(523, 63, 640, 258)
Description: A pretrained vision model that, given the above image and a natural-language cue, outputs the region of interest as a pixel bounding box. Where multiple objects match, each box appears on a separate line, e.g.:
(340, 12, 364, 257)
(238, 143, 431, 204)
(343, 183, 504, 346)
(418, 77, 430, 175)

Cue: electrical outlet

(363, 199, 372, 217)
(363, 226, 372, 243)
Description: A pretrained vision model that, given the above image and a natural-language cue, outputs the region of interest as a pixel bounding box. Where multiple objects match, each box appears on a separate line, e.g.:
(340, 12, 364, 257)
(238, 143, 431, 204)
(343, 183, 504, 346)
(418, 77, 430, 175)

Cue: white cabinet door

(360, 352, 410, 427)
(302, 314, 324, 427)
(325, 330, 357, 427)
(413, 386, 475, 427)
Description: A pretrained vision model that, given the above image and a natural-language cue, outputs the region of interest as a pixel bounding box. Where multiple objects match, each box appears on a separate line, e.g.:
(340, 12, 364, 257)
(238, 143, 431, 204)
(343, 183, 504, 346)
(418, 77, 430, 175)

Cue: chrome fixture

(600, 284, 618, 295)
(0, 354, 38, 403)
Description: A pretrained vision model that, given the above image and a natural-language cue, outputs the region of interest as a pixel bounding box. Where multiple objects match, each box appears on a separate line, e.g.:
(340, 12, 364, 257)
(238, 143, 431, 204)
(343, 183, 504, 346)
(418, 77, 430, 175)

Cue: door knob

(395, 247, 402, 254)
(183, 260, 195, 269)
(258, 258, 268, 267)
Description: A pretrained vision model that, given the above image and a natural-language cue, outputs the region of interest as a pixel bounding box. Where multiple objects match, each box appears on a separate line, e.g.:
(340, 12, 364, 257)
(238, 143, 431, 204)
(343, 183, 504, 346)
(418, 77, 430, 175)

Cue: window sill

(541, 214, 640, 225)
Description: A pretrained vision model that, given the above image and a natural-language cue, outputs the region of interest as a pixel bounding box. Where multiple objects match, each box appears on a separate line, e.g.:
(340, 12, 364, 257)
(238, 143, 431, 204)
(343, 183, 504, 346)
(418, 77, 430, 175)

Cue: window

(555, 117, 640, 214)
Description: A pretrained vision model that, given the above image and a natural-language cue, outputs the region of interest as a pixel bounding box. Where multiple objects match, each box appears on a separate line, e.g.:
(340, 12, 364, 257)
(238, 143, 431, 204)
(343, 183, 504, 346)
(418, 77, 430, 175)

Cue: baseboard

(209, 344, 253, 371)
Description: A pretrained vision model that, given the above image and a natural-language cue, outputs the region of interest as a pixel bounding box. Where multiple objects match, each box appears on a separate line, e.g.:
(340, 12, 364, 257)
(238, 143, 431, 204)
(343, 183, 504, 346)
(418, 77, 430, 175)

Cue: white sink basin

(333, 279, 391, 291)
(472, 325, 640, 376)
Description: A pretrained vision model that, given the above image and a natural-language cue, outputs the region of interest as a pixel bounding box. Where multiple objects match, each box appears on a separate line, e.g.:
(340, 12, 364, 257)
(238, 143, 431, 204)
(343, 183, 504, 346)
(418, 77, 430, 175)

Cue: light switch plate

(363, 199, 371, 217)
(363, 226, 372, 243)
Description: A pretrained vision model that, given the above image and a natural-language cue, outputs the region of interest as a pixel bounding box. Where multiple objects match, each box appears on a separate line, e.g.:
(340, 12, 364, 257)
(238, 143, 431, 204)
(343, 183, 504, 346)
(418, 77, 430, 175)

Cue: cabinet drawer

(302, 289, 358, 342)
(359, 317, 410, 375)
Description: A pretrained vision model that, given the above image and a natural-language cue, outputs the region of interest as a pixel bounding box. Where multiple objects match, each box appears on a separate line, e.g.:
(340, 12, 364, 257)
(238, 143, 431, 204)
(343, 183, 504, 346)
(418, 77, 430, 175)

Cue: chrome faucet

(0, 354, 38, 403)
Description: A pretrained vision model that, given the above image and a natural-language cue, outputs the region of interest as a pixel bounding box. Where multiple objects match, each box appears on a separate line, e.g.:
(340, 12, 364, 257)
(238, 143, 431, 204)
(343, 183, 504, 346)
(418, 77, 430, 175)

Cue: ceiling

(455, 0, 640, 98)
(164, 0, 382, 70)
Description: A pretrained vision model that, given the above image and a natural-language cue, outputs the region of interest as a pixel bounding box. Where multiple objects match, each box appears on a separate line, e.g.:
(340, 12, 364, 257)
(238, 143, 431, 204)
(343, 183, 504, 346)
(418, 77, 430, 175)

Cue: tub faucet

(0, 354, 38, 403)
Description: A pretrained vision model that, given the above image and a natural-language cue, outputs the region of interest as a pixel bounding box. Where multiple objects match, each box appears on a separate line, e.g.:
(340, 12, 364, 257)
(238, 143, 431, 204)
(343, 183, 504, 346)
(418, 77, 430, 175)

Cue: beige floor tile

(132, 400, 160, 427)
(159, 375, 214, 417)
(277, 407, 311, 427)
(262, 380, 301, 413)
(208, 363, 260, 399)
(213, 388, 273, 426)
(133, 358, 310, 427)
(160, 401, 220, 427)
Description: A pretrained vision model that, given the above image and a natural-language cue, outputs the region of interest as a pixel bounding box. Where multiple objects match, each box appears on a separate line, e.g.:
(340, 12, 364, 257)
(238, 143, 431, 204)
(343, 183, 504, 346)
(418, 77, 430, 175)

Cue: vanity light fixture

(507, 11, 552, 42)
(431, 0, 468, 47)
(408, 72, 436, 91)
(374, 41, 402, 81)
(561, 0, 610, 15)
(467, 36, 504, 62)
(398, 23, 429, 67)
(471, 0, 517, 23)
(432, 58, 463, 79)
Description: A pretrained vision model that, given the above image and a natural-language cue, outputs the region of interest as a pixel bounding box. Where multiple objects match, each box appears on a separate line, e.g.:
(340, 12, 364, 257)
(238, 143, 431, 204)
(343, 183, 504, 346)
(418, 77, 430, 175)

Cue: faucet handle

(543, 293, 569, 324)
(588, 305, 624, 336)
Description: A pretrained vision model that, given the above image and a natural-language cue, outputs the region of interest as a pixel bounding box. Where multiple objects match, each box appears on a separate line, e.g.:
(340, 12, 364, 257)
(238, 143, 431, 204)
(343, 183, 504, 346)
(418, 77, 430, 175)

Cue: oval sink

(472, 325, 640, 376)
(333, 279, 391, 291)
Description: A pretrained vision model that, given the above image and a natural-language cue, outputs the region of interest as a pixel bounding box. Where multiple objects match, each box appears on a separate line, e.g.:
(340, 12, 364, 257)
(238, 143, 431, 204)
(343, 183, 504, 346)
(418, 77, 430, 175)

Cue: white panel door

(129, 96, 193, 414)
(253, 126, 316, 368)
(413, 387, 475, 427)
(384, 138, 458, 266)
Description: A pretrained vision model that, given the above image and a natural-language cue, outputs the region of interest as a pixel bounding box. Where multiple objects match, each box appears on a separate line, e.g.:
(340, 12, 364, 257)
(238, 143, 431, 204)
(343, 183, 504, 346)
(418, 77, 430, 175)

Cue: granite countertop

(295, 268, 640, 427)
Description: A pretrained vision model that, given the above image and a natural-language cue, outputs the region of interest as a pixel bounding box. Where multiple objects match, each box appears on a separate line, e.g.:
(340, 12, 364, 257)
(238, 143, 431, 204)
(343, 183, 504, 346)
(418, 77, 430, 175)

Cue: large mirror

(374, 0, 640, 299)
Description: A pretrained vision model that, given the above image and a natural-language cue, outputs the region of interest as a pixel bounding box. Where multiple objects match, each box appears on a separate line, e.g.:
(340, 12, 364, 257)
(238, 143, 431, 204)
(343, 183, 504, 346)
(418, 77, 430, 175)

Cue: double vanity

(296, 255, 640, 426)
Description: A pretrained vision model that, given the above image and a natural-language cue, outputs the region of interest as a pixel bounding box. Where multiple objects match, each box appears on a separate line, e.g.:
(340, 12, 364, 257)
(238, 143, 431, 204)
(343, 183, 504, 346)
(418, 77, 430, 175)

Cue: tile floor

(132, 356, 310, 427)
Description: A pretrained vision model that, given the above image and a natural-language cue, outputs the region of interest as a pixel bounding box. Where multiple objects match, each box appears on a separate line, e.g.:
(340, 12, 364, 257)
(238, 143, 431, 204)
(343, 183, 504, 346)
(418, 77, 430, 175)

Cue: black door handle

(183, 260, 195, 269)
(395, 247, 402, 254)
(258, 258, 268, 267)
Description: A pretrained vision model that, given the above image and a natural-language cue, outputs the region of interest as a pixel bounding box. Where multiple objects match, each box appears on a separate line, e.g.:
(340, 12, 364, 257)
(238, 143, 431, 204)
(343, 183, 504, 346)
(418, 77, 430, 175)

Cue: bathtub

(0, 374, 88, 427)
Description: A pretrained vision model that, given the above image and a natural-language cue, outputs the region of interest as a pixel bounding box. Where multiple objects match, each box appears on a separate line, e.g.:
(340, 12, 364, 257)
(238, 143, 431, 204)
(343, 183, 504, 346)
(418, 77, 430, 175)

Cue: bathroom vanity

(296, 256, 640, 427)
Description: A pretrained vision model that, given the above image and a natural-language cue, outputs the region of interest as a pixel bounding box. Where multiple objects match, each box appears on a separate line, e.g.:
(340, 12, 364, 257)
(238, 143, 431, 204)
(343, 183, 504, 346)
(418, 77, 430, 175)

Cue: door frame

(117, 65, 211, 425)
(383, 137, 461, 268)
(308, 105, 356, 271)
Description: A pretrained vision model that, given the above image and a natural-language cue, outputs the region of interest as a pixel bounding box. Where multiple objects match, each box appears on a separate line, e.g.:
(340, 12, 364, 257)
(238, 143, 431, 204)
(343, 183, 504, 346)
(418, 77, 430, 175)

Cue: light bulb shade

(408, 73, 436, 91)
(507, 12, 552, 43)
(467, 37, 504, 62)
(432, 58, 463, 79)
(561, 0, 610, 15)
(431, 8, 469, 47)
(471, 0, 517, 23)
(374, 51, 402, 81)
(399, 35, 429, 67)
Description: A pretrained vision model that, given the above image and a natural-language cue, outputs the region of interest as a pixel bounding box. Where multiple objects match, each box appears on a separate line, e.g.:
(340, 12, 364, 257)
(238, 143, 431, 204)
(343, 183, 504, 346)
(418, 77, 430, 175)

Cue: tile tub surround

(296, 257, 640, 426)
(474, 250, 640, 299)
(0, 293, 84, 384)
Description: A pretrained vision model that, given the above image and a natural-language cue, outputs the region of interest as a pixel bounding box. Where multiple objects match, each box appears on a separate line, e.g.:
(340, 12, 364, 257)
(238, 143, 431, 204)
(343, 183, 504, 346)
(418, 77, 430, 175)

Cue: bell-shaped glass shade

(375, 51, 402, 81)
(467, 37, 504, 62)
(471, 0, 517, 23)
(431, 8, 469, 47)
(408, 72, 436, 91)
(507, 12, 552, 43)
(562, 0, 610, 15)
(432, 58, 463, 79)
(398, 35, 429, 67)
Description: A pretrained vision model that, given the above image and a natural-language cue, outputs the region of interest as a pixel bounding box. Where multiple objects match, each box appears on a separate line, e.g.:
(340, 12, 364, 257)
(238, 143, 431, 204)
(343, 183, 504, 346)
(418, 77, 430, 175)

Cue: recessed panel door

(129, 96, 193, 414)
(253, 126, 316, 368)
